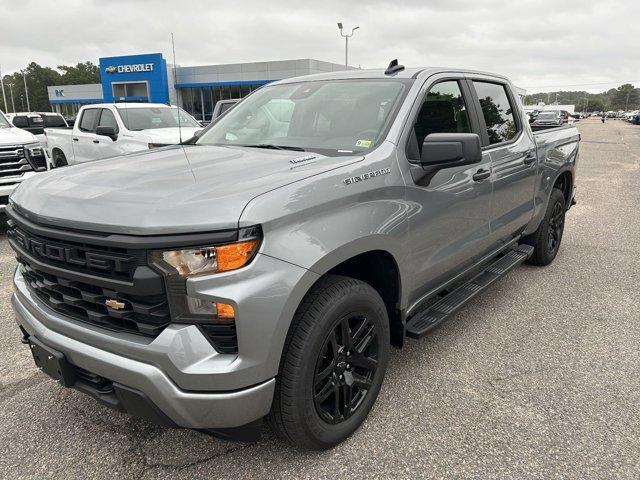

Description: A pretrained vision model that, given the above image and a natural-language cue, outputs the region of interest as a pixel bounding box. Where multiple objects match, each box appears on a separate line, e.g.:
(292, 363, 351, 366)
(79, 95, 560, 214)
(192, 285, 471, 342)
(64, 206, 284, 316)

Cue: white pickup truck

(44, 103, 202, 166)
(0, 110, 51, 211)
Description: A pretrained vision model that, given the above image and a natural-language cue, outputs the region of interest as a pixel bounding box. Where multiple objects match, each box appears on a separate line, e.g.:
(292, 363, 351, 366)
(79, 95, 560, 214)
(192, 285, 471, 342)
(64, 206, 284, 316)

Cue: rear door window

(78, 109, 100, 132)
(472, 81, 520, 145)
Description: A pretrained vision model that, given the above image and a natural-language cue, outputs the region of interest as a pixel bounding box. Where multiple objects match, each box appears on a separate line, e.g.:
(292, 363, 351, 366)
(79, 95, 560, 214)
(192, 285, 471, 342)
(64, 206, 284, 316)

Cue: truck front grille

(8, 206, 240, 354)
(8, 224, 142, 281)
(0, 145, 33, 178)
(20, 261, 171, 336)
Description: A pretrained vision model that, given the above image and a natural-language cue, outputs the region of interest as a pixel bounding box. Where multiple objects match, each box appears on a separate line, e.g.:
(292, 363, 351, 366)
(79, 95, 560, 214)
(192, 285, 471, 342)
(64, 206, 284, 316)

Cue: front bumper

(12, 252, 319, 429)
(14, 291, 275, 429)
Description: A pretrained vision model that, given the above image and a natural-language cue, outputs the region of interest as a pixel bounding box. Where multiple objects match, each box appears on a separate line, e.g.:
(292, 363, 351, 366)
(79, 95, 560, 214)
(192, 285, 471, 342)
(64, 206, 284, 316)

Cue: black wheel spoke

(351, 372, 373, 390)
(316, 363, 334, 383)
(332, 385, 341, 419)
(314, 378, 334, 403)
(354, 323, 375, 354)
(348, 352, 377, 371)
(342, 384, 353, 418)
(340, 318, 352, 350)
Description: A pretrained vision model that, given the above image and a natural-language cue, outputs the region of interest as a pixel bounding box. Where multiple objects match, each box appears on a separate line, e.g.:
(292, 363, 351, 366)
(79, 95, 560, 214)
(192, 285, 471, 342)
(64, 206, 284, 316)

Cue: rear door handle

(472, 168, 491, 182)
(92, 140, 99, 144)
(523, 155, 536, 165)
(72, 138, 79, 142)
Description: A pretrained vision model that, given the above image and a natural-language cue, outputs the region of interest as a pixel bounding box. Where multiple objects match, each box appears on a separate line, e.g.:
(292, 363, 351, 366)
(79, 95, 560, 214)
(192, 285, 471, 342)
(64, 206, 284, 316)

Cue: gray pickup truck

(7, 61, 578, 449)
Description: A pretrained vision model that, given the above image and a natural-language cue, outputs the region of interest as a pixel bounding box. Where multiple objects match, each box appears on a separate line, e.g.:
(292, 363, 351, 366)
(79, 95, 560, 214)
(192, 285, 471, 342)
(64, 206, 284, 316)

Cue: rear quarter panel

(526, 125, 580, 234)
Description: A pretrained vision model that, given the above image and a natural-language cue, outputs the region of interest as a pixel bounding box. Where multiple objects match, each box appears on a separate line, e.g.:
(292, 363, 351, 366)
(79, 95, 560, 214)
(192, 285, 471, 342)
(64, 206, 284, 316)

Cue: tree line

(1, 61, 100, 113)
(523, 84, 640, 112)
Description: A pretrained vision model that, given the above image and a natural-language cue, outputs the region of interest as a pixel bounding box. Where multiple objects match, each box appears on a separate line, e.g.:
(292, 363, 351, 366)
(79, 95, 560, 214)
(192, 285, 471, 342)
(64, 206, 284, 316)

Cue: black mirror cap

(419, 133, 482, 170)
(96, 125, 117, 140)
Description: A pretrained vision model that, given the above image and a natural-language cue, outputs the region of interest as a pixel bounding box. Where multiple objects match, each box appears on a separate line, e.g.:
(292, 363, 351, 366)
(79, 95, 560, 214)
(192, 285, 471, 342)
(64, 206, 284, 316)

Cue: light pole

(7, 82, 15, 113)
(22, 71, 30, 111)
(0, 65, 7, 113)
(337, 22, 359, 68)
(555, 93, 559, 105)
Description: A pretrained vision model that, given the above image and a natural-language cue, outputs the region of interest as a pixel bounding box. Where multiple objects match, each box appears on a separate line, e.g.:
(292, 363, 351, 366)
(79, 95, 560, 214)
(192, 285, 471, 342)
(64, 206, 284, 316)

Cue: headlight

(24, 142, 43, 157)
(149, 227, 261, 277)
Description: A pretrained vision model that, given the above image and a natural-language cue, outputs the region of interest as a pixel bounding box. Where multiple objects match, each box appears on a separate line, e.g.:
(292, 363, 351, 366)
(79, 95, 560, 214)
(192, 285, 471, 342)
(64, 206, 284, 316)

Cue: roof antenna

(385, 59, 405, 75)
(171, 32, 182, 144)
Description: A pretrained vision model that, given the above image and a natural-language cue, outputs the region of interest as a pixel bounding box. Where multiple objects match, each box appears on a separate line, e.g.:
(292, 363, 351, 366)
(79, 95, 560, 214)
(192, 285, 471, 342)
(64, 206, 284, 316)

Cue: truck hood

(11, 145, 363, 234)
(0, 127, 38, 145)
(138, 127, 202, 144)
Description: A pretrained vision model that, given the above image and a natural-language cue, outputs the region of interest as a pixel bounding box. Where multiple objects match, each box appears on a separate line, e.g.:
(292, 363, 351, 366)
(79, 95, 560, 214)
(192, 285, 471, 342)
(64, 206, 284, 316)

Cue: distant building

(47, 52, 352, 121)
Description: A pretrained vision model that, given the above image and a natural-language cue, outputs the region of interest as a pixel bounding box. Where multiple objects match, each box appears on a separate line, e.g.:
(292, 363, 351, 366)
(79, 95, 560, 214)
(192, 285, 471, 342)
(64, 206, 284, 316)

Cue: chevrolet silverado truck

(0, 110, 51, 212)
(8, 62, 579, 449)
(44, 103, 201, 167)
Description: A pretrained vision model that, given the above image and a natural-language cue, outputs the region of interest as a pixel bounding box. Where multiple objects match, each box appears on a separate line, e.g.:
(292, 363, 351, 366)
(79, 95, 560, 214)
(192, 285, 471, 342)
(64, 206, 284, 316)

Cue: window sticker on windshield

(355, 139, 373, 148)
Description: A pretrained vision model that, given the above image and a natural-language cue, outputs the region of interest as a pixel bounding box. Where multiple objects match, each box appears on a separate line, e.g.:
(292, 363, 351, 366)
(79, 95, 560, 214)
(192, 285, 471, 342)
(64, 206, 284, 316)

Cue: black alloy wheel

(547, 200, 565, 255)
(313, 313, 378, 424)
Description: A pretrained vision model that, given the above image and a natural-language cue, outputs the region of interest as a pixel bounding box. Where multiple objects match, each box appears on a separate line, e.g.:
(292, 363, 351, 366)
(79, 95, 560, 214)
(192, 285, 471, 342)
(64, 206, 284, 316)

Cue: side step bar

(405, 244, 534, 339)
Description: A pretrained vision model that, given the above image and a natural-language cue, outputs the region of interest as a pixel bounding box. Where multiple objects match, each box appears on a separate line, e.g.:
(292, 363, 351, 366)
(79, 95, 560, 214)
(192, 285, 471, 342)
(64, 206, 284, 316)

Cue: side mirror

(419, 133, 482, 171)
(96, 125, 117, 141)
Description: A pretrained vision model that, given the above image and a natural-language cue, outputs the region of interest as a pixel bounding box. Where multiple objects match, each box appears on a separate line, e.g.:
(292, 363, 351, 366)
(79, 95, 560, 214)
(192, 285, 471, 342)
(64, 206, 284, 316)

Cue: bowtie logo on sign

(105, 64, 154, 74)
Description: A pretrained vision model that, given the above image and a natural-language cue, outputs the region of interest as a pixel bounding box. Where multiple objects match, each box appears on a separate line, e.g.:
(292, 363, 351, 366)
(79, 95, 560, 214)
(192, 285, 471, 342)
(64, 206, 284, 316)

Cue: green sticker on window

(355, 139, 373, 148)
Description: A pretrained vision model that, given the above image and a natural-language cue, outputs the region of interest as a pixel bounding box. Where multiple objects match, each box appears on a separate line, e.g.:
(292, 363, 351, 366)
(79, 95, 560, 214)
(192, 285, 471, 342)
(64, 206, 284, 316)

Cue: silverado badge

(105, 299, 126, 310)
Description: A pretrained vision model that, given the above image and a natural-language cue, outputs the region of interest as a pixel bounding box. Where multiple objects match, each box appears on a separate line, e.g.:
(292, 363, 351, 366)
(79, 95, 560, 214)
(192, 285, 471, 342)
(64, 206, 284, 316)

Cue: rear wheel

(53, 150, 68, 167)
(523, 188, 566, 266)
(268, 275, 389, 450)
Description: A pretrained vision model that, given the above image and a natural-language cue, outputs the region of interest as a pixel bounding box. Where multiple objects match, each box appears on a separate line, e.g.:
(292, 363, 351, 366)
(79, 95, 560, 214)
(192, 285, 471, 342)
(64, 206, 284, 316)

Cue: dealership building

(47, 53, 351, 121)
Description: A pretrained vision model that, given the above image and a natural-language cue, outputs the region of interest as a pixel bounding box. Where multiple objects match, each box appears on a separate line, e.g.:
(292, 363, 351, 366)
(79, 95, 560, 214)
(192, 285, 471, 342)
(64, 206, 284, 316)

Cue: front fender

(239, 143, 412, 308)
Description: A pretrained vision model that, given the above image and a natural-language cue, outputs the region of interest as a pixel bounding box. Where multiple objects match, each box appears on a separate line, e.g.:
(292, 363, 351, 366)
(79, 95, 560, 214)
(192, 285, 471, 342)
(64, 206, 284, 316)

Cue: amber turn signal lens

(215, 239, 259, 272)
(216, 302, 236, 319)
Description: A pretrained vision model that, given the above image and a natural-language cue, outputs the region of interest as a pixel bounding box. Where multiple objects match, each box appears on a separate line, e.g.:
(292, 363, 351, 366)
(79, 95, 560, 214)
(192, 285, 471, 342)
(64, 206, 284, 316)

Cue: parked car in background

(532, 110, 563, 129)
(8, 65, 580, 449)
(0, 110, 51, 211)
(44, 103, 202, 166)
(633, 112, 640, 125)
(6, 112, 68, 145)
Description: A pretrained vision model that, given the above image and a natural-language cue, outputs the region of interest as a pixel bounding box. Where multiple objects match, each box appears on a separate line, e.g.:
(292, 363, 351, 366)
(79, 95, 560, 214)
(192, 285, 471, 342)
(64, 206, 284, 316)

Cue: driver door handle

(472, 168, 491, 182)
(523, 154, 536, 165)
(93, 140, 99, 144)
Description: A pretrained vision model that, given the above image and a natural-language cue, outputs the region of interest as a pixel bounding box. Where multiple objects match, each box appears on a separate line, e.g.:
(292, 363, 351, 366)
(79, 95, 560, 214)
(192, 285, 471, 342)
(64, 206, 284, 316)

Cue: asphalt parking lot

(0, 118, 638, 479)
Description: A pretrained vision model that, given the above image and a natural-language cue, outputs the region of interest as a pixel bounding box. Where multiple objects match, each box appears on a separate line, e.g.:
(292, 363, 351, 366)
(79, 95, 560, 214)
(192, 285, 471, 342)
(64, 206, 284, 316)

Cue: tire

(53, 150, 68, 167)
(523, 188, 566, 266)
(267, 275, 390, 450)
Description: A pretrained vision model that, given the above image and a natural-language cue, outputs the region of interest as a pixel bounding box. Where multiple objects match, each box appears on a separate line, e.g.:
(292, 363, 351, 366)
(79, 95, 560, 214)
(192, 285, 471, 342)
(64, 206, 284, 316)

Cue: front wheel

(53, 150, 68, 167)
(268, 275, 390, 450)
(523, 188, 566, 266)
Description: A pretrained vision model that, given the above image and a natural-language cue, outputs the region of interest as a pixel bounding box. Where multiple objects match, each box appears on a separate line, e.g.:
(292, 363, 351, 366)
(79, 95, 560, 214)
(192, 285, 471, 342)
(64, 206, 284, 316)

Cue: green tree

(1, 61, 100, 113)
(58, 62, 100, 85)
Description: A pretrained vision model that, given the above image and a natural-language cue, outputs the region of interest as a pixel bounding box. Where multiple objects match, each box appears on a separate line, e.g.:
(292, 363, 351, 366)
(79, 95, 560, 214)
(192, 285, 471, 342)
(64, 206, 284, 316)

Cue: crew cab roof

(269, 66, 511, 86)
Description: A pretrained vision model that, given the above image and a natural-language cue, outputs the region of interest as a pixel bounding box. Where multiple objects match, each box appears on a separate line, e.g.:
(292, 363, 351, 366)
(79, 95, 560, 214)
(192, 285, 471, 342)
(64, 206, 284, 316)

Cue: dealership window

(179, 83, 268, 122)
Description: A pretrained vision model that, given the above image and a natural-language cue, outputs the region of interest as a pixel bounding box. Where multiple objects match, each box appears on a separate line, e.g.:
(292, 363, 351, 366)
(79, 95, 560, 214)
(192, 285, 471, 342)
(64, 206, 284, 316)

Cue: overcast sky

(2, 0, 639, 93)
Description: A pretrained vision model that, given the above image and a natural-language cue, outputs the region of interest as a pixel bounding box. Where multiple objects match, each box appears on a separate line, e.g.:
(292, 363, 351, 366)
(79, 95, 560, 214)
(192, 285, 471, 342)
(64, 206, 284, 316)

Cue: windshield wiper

(241, 144, 306, 152)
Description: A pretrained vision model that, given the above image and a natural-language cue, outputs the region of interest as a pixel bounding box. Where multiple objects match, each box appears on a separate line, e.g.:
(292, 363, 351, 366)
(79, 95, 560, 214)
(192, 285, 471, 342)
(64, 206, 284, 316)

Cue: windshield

(117, 107, 201, 130)
(538, 112, 557, 119)
(196, 79, 410, 155)
(0, 113, 10, 128)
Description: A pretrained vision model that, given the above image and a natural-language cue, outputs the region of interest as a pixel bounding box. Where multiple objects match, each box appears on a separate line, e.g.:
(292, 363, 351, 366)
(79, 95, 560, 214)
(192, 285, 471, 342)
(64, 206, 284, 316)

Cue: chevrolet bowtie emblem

(105, 299, 126, 310)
